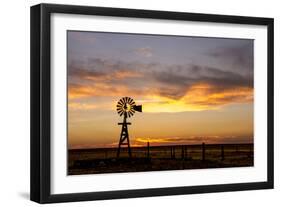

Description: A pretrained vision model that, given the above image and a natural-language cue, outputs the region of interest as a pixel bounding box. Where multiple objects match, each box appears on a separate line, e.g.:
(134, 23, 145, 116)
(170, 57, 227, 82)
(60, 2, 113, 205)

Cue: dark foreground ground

(68, 143, 253, 175)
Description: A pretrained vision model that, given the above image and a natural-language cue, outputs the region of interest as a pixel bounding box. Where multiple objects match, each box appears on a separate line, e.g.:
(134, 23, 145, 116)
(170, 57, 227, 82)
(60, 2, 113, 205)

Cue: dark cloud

(148, 64, 253, 99)
(68, 58, 145, 82)
(69, 67, 105, 79)
(207, 42, 254, 74)
(68, 57, 253, 102)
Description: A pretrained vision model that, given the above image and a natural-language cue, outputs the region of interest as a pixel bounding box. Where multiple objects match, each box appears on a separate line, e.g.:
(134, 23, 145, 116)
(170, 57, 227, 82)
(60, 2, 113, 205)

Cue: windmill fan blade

(117, 105, 123, 109)
(117, 106, 123, 111)
(128, 97, 133, 104)
(120, 98, 125, 105)
(119, 111, 124, 116)
(129, 111, 134, 117)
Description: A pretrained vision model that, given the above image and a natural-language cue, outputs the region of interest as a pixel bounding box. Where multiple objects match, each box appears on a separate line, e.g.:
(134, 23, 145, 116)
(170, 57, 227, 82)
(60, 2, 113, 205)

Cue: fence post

(171, 146, 173, 159)
(202, 142, 205, 161)
(221, 145, 224, 161)
(181, 145, 184, 160)
(147, 142, 150, 159)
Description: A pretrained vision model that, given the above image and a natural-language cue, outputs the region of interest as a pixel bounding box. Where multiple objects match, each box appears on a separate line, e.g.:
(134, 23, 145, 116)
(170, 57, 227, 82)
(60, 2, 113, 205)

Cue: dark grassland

(68, 143, 253, 175)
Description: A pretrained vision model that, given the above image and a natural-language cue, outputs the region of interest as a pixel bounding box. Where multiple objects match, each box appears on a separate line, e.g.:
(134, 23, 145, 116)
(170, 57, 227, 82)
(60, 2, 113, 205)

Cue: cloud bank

(68, 54, 253, 112)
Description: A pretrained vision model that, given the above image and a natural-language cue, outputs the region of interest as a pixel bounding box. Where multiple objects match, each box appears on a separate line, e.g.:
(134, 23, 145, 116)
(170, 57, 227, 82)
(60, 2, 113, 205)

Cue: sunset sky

(67, 31, 254, 149)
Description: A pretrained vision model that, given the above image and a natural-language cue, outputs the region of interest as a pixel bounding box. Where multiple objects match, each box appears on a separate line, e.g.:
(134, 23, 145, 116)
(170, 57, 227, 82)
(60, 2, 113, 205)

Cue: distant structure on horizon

(116, 97, 142, 158)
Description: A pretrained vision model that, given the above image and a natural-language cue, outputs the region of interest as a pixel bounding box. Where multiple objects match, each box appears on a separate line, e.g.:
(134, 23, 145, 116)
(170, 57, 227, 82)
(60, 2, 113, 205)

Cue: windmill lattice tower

(116, 97, 142, 158)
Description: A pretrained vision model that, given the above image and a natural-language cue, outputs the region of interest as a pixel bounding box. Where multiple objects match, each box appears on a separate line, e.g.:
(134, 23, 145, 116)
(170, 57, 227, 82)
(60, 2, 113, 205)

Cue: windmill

(116, 97, 142, 158)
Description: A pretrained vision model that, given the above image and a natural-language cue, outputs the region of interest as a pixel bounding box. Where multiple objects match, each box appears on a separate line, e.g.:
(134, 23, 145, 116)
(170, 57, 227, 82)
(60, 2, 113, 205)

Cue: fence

(140, 142, 253, 161)
(70, 143, 253, 162)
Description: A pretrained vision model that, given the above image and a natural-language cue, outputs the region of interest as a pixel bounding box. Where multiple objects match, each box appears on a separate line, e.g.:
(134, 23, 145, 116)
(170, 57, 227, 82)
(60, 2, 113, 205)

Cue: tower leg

(117, 114, 132, 158)
(127, 141, 132, 158)
(117, 141, 121, 158)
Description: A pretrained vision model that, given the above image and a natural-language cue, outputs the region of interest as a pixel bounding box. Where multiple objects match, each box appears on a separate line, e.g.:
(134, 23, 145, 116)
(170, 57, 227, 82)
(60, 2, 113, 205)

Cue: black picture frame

(30, 3, 274, 204)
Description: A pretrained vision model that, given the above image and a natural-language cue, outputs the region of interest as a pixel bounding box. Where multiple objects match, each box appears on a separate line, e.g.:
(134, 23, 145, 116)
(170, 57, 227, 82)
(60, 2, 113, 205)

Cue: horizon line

(69, 142, 254, 150)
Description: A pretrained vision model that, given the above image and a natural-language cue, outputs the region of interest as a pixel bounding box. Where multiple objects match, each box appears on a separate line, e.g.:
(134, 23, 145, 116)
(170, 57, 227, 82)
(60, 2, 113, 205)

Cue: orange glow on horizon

(68, 82, 253, 112)
(68, 135, 253, 149)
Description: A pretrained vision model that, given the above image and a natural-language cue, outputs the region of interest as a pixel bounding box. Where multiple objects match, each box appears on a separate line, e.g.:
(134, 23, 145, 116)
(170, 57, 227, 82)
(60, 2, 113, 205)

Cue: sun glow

(143, 83, 253, 113)
(68, 82, 253, 113)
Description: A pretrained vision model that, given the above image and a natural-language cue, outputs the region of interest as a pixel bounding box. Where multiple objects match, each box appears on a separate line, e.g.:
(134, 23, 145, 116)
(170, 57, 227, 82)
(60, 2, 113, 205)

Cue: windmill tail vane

(116, 97, 142, 158)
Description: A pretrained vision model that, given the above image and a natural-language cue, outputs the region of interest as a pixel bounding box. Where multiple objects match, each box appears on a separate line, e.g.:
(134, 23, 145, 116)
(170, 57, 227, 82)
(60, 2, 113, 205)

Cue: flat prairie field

(68, 143, 253, 175)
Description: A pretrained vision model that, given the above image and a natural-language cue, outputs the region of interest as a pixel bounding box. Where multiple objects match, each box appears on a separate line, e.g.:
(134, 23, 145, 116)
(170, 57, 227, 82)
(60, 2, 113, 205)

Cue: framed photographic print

(30, 3, 274, 203)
